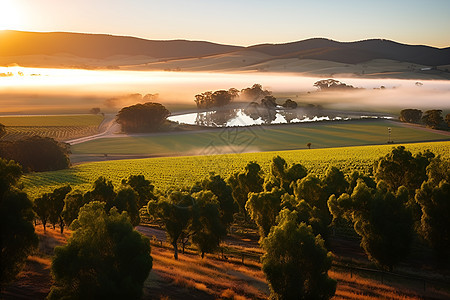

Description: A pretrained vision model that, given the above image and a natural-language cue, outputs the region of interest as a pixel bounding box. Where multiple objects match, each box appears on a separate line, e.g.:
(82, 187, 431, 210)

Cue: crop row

(1, 126, 101, 142)
(22, 141, 449, 199)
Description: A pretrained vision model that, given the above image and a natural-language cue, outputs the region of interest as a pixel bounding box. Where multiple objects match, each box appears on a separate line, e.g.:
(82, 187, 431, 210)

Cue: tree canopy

(400, 109, 422, 124)
(0, 136, 70, 172)
(422, 109, 444, 129)
(313, 79, 355, 91)
(194, 89, 238, 109)
(328, 181, 413, 271)
(116, 102, 170, 133)
(0, 158, 38, 285)
(48, 202, 152, 299)
(261, 209, 336, 300)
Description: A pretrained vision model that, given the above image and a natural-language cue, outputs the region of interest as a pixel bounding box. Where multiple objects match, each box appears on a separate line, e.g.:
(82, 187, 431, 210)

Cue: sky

(1, 0, 450, 47)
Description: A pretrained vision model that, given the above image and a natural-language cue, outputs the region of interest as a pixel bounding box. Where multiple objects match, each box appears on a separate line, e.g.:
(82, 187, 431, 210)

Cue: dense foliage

(400, 109, 422, 123)
(48, 202, 152, 299)
(0, 136, 70, 172)
(116, 102, 170, 133)
(0, 159, 38, 285)
(261, 209, 336, 300)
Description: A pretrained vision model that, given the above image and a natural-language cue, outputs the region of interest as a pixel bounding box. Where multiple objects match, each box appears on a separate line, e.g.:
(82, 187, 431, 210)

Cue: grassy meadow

(22, 140, 450, 199)
(70, 119, 449, 159)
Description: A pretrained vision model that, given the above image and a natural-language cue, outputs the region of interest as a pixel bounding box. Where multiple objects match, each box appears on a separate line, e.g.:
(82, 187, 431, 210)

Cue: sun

(0, 0, 24, 30)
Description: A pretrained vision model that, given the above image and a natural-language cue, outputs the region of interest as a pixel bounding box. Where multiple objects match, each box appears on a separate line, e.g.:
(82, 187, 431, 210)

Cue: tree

(246, 187, 285, 238)
(374, 146, 434, 193)
(306, 142, 311, 149)
(240, 84, 271, 102)
(446, 113, 450, 128)
(0, 159, 38, 284)
(313, 79, 354, 91)
(293, 174, 331, 240)
(323, 166, 349, 198)
(415, 157, 450, 261)
(48, 185, 72, 234)
(107, 187, 140, 226)
(191, 191, 227, 258)
(228, 162, 264, 221)
(84, 176, 116, 204)
(194, 89, 237, 109)
(34, 194, 51, 233)
(269, 156, 308, 194)
(197, 174, 236, 228)
(48, 202, 152, 299)
(261, 209, 336, 300)
(116, 102, 170, 133)
(122, 175, 156, 208)
(328, 181, 413, 271)
(0, 136, 70, 172)
(62, 190, 87, 228)
(422, 109, 444, 129)
(147, 191, 194, 260)
(399, 109, 422, 123)
(281, 99, 297, 109)
(261, 95, 278, 109)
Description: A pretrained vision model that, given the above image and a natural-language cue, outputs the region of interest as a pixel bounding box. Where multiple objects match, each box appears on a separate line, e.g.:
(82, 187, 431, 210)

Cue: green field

(0, 114, 104, 141)
(70, 120, 449, 160)
(22, 141, 450, 199)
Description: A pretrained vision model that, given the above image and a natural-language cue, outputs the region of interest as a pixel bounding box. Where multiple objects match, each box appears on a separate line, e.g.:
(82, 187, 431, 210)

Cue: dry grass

(149, 247, 269, 300)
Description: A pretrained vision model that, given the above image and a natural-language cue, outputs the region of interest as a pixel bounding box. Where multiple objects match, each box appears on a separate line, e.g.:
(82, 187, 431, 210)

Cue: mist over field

(0, 66, 449, 114)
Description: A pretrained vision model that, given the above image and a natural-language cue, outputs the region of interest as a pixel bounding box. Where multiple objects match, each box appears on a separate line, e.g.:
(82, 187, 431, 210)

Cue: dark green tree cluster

(48, 202, 152, 300)
(400, 109, 422, 123)
(0, 136, 70, 172)
(313, 79, 355, 91)
(147, 174, 232, 259)
(329, 146, 450, 269)
(34, 175, 156, 234)
(0, 159, 38, 285)
(116, 102, 170, 133)
(399, 108, 448, 129)
(240, 84, 271, 102)
(261, 209, 336, 300)
(194, 88, 239, 109)
(328, 182, 413, 271)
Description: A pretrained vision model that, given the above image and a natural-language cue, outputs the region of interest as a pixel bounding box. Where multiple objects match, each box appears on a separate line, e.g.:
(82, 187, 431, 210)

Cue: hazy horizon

(1, 0, 449, 48)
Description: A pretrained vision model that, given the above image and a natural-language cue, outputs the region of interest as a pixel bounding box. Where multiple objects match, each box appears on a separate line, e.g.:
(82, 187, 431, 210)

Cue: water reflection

(168, 106, 393, 127)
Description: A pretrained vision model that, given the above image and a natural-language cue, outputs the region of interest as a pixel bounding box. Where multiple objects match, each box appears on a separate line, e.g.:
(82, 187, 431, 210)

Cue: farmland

(0, 114, 104, 141)
(22, 140, 450, 198)
(70, 119, 450, 162)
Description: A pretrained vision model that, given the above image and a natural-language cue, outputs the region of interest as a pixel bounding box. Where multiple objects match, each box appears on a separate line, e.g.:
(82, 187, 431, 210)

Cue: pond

(168, 107, 393, 127)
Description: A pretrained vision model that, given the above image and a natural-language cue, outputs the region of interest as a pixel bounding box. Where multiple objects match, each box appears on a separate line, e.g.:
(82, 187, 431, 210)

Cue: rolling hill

(1, 30, 449, 78)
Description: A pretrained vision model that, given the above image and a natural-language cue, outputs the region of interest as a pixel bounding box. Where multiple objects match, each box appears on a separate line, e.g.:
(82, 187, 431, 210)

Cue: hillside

(1, 31, 449, 79)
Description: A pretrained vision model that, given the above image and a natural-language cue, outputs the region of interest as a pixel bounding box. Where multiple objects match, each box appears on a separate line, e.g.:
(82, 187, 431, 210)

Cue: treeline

(195, 83, 298, 110)
(2, 145, 449, 299)
(400, 108, 450, 129)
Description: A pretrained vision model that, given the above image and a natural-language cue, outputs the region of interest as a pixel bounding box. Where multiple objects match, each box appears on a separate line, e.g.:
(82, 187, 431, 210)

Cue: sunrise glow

(0, 0, 24, 30)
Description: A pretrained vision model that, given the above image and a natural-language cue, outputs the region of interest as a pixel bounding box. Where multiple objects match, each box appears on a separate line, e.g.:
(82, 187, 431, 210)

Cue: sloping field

(70, 120, 449, 160)
(0, 114, 104, 141)
(22, 141, 449, 199)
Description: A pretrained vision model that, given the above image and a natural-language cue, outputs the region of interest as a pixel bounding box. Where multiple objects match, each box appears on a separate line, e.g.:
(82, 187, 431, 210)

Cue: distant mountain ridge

(247, 38, 450, 65)
(1, 30, 449, 67)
